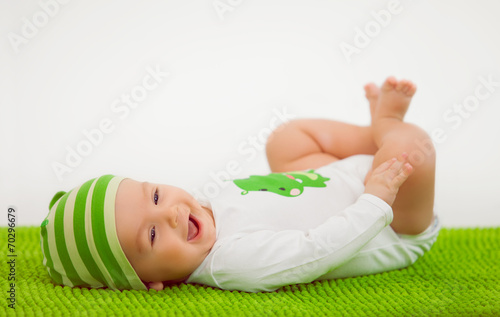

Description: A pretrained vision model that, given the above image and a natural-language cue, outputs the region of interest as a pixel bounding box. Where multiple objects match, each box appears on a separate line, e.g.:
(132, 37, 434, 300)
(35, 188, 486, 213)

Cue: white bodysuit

(187, 155, 440, 292)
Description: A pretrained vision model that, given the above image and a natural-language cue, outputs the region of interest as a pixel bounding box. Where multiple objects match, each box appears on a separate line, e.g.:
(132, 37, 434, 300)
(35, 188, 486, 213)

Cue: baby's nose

(165, 207, 178, 228)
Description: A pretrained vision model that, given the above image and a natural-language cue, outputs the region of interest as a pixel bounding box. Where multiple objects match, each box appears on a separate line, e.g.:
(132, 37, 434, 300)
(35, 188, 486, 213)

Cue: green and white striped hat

(40, 175, 147, 290)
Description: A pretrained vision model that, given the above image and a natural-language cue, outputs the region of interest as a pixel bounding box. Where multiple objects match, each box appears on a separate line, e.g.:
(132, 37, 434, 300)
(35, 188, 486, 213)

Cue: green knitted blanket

(2, 227, 499, 316)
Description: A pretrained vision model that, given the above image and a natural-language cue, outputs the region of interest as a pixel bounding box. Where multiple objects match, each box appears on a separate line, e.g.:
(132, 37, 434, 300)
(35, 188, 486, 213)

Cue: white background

(1, 0, 499, 227)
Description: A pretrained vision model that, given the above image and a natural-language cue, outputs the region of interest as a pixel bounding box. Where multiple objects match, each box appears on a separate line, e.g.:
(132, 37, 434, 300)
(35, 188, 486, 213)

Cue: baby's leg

(370, 77, 435, 235)
(266, 84, 382, 173)
(266, 119, 377, 172)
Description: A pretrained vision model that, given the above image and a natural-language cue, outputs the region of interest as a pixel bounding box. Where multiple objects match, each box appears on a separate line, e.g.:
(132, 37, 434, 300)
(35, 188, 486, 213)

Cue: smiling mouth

(187, 215, 200, 241)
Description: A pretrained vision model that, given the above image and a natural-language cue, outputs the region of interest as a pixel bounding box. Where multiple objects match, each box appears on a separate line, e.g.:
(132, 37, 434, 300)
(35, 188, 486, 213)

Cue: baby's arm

(201, 193, 394, 292)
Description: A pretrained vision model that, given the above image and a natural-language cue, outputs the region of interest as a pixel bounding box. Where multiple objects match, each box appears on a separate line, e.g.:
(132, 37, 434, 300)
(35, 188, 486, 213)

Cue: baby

(41, 77, 440, 292)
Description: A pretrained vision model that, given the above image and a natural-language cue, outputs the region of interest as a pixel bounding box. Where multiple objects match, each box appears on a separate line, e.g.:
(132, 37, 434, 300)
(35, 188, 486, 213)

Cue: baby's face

(115, 179, 216, 288)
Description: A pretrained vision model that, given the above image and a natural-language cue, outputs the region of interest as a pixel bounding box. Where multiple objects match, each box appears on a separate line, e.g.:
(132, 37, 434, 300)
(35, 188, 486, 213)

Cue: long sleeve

(190, 193, 393, 292)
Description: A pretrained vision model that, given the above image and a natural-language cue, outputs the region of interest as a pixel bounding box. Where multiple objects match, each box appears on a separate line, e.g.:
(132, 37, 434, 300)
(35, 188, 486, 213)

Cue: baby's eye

(154, 189, 159, 205)
(150, 227, 156, 245)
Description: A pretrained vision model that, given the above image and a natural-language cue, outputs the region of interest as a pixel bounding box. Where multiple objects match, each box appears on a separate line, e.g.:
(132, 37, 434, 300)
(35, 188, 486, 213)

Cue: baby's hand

(364, 153, 413, 206)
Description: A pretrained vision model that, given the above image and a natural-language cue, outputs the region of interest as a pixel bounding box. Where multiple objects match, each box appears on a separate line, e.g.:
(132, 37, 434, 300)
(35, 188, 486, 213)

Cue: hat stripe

(64, 187, 98, 287)
(40, 214, 63, 285)
(91, 175, 132, 289)
(84, 178, 118, 288)
(42, 198, 65, 286)
(52, 194, 74, 286)
(53, 189, 88, 287)
(73, 178, 106, 286)
(103, 177, 146, 290)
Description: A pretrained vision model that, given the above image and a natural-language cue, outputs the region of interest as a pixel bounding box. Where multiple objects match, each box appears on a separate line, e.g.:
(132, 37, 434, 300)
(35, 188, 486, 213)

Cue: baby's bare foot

(374, 76, 416, 122)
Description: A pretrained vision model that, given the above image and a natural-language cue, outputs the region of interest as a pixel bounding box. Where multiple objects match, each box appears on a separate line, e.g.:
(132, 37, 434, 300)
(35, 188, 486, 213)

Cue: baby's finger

(373, 157, 397, 174)
(391, 163, 414, 188)
(399, 152, 409, 162)
(387, 157, 405, 175)
(387, 152, 409, 174)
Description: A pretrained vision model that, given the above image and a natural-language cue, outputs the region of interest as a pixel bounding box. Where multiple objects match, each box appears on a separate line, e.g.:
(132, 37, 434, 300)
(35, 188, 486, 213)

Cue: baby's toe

(381, 76, 397, 92)
(407, 82, 417, 96)
(364, 83, 379, 98)
(398, 80, 417, 96)
(396, 80, 408, 92)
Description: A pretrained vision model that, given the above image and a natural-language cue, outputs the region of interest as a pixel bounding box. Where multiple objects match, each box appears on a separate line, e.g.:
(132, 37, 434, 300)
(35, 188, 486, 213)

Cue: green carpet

(2, 227, 499, 316)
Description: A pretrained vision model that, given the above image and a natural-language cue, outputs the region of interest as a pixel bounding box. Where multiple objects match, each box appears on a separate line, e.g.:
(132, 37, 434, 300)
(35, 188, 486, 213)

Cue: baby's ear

(146, 281, 164, 291)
